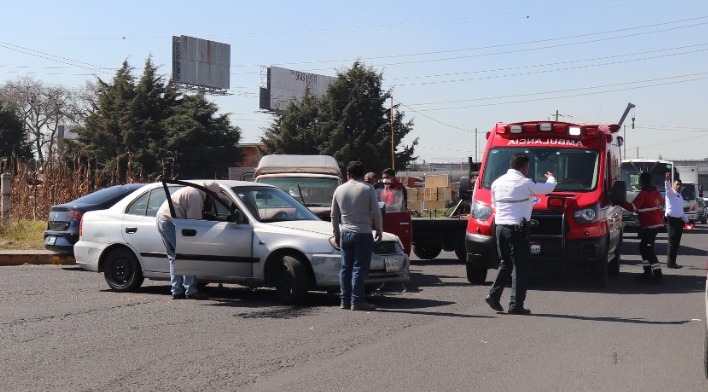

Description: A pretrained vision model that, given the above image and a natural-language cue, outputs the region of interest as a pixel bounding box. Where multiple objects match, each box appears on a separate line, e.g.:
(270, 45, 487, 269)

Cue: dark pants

(489, 225, 530, 310)
(665, 217, 684, 263)
(639, 227, 659, 265)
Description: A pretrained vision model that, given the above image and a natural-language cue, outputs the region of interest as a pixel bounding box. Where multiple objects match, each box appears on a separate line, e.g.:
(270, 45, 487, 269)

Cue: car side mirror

(228, 209, 245, 223)
(610, 180, 627, 205)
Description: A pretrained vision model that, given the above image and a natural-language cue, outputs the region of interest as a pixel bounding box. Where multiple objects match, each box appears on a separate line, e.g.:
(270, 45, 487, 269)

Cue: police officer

(484, 153, 556, 315)
(621, 171, 664, 283)
(664, 171, 687, 269)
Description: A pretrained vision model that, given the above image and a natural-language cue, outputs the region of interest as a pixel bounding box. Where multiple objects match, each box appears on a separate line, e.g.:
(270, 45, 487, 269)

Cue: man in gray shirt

(331, 161, 383, 311)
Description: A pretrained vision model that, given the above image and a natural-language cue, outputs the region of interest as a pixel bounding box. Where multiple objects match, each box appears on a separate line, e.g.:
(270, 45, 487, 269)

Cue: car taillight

(67, 209, 84, 221)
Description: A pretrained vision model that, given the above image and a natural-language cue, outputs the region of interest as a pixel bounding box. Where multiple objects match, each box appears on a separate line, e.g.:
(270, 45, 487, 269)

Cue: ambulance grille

(529, 211, 564, 236)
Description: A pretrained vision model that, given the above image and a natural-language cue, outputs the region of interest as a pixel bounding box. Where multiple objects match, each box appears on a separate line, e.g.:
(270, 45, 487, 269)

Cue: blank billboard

(259, 66, 334, 111)
(172, 35, 230, 90)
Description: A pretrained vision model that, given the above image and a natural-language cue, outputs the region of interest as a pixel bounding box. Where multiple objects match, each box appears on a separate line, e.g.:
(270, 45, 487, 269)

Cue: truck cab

(464, 121, 626, 286)
(253, 155, 342, 221)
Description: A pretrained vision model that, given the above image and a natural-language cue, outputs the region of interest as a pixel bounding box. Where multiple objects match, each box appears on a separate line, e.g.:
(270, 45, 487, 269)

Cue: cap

(382, 168, 396, 176)
(201, 180, 220, 194)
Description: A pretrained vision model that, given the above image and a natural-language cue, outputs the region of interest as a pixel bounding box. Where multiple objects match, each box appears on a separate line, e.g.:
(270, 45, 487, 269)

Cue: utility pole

(555, 110, 559, 121)
(474, 128, 478, 163)
(390, 97, 395, 171)
(623, 124, 626, 158)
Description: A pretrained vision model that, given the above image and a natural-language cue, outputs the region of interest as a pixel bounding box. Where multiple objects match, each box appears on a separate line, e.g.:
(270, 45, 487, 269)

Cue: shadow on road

(525, 312, 692, 325)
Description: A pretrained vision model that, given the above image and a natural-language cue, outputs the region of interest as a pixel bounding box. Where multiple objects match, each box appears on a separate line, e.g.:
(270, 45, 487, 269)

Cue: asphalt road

(1, 227, 707, 392)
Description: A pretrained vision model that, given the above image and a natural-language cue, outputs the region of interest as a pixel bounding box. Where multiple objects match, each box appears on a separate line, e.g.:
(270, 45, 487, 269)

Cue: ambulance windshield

(482, 147, 600, 192)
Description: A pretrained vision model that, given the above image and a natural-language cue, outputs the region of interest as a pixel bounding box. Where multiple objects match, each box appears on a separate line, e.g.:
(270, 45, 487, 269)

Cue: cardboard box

(424, 174, 450, 188)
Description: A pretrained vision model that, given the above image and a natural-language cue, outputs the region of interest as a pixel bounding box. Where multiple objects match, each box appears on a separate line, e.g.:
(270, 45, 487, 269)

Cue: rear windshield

(74, 184, 143, 204)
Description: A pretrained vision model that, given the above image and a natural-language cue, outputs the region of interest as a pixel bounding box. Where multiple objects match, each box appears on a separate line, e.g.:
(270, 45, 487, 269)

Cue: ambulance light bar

(499, 122, 610, 138)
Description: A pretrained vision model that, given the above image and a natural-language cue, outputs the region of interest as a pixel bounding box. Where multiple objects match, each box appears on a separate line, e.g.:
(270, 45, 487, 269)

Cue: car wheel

(466, 262, 488, 284)
(702, 215, 707, 224)
(276, 255, 310, 305)
(592, 257, 609, 287)
(413, 242, 442, 260)
(103, 248, 144, 291)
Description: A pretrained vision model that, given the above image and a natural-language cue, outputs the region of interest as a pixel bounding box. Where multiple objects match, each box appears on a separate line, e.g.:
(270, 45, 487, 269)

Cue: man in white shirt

(484, 153, 556, 315)
(664, 172, 687, 269)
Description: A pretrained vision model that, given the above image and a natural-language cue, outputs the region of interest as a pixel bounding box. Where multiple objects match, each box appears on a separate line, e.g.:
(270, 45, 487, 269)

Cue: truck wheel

(276, 255, 310, 305)
(466, 262, 488, 284)
(592, 259, 609, 287)
(454, 235, 467, 263)
(413, 242, 442, 260)
(103, 247, 144, 292)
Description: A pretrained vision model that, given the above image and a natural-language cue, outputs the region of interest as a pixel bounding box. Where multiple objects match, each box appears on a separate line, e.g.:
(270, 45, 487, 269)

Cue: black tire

(413, 242, 442, 260)
(466, 262, 488, 284)
(592, 258, 609, 287)
(702, 215, 707, 224)
(276, 255, 310, 305)
(608, 236, 621, 276)
(454, 235, 467, 263)
(103, 248, 144, 291)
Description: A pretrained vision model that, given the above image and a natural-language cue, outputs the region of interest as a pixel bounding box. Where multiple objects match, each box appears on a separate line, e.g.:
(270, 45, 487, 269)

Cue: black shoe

(508, 307, 532, 315)
(666, 263, 683, 269)
(172, 292, 186, 300)
(635, 273, 652, 282)
(351, 301, 376, 311)
(340, 301, 351, 310)
(485, 295, 504, 312)
(651, 270, 663, 283)
(186, 291, 209, 300)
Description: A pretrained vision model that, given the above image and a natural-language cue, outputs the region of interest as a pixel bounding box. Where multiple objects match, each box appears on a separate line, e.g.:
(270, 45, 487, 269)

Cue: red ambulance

(464, 121, 627, 286)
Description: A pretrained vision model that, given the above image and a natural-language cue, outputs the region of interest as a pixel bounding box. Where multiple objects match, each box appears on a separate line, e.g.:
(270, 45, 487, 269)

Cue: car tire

(103, 247, 144, 291)
(466, 262, 488, 284)
(276, 255, 310, 305)
(412, 242, 442, 260)
(608, 235, 621, 276)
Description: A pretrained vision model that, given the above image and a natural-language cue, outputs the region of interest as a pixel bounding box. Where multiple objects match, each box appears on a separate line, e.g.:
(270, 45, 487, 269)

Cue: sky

(2, 0, 707, 165)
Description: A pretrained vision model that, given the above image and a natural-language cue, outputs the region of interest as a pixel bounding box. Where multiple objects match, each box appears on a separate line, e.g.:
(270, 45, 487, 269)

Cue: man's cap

(382, 168, 396, 176)
(201, 180, 220, 194)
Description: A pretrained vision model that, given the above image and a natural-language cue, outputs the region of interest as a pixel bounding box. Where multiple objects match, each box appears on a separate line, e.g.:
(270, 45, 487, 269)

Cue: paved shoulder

(0, 250, 75, 266)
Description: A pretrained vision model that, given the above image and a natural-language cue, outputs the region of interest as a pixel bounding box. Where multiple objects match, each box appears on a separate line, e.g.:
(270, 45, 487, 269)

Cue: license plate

(530, 243, 541, 255)
(45, 236, 56, 245)
(384, 257, 401, 272)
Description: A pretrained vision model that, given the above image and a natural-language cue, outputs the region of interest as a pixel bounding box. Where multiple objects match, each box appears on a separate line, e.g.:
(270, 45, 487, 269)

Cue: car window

(126, 186, 181, 217)
(232, 186, 318, 222)
(73, 184, 143, 205)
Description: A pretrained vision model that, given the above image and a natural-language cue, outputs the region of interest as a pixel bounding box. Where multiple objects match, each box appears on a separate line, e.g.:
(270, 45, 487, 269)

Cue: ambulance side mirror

(610, 181, 627, 205)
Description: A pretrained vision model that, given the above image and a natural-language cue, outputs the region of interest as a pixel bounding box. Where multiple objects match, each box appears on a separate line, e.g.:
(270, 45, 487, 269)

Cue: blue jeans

(156, 215, 198, 296)
(339, 231, 374, 303)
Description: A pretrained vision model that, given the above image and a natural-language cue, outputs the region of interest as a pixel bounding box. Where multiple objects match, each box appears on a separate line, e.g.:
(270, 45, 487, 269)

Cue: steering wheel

(272, 211, 289, 220)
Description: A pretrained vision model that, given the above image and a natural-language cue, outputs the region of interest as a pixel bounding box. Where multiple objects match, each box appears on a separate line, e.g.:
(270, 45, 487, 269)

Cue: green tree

(76, 58, 241, 181)
(261, 61, 417, 172)
(0, 98, 32, 163)
(161, 94, 242, 179)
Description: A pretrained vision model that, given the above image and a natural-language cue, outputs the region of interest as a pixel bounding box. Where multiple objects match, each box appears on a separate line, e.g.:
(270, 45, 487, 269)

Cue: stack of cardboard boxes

(405, 174, 458, 212)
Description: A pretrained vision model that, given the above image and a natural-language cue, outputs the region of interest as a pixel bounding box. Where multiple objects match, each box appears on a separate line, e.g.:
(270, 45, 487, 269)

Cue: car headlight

(573, 203, 600, 224)
(329, 235, 340, 250)
(471, 201, 492, 221)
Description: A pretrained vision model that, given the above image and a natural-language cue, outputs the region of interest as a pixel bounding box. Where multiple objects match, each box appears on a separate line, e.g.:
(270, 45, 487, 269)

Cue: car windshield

(621, 161, 676, 194)
(481, 147, 599, 192)
(231, 186, 320, 222)
(257, 177, 339, 207)
(72, 184, 142, 204)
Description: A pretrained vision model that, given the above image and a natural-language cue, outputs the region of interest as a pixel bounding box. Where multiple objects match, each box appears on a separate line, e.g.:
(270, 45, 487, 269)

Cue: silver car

(74, 180, 409, 304)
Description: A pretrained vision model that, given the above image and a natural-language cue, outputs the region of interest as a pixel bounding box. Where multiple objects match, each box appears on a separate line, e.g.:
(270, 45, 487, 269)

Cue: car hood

(268, 220, 400, 242)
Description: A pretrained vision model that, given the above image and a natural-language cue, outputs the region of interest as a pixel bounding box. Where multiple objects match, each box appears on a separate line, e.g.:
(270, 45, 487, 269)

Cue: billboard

(259, 66, 334, 112)
(172, 35, 230, 91)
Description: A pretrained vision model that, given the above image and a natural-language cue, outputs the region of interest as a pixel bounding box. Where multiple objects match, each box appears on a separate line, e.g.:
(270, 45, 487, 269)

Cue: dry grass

(0, 220, 46, 250)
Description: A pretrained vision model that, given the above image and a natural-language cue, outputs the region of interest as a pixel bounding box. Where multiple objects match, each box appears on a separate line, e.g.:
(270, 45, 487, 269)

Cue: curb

(0, 250, 76, 266)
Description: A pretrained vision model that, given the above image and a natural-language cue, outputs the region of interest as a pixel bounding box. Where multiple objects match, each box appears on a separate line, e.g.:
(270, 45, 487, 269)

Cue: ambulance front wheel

(413, 242, 442, 260)
(466, 262, 488, 284)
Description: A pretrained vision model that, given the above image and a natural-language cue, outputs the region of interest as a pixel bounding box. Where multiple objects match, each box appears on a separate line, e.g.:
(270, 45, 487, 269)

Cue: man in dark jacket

(621, 171, 664, 283)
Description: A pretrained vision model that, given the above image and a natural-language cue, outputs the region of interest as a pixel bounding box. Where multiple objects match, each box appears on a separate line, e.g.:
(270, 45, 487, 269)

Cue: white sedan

(74, 179, 410, 304)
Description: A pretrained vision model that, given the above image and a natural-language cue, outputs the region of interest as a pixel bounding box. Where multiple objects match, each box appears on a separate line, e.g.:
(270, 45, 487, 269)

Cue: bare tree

(0, 77, 83, 167)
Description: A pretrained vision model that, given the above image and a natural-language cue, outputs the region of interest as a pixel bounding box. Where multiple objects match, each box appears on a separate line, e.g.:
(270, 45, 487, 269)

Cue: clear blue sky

(2, 0, 707, 164)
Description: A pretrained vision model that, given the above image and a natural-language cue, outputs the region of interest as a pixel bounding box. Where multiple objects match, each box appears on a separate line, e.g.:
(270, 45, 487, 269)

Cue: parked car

(699, 197, 708, 224)
(74, 180, 410, 304)
(44, 183, 146, 255)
